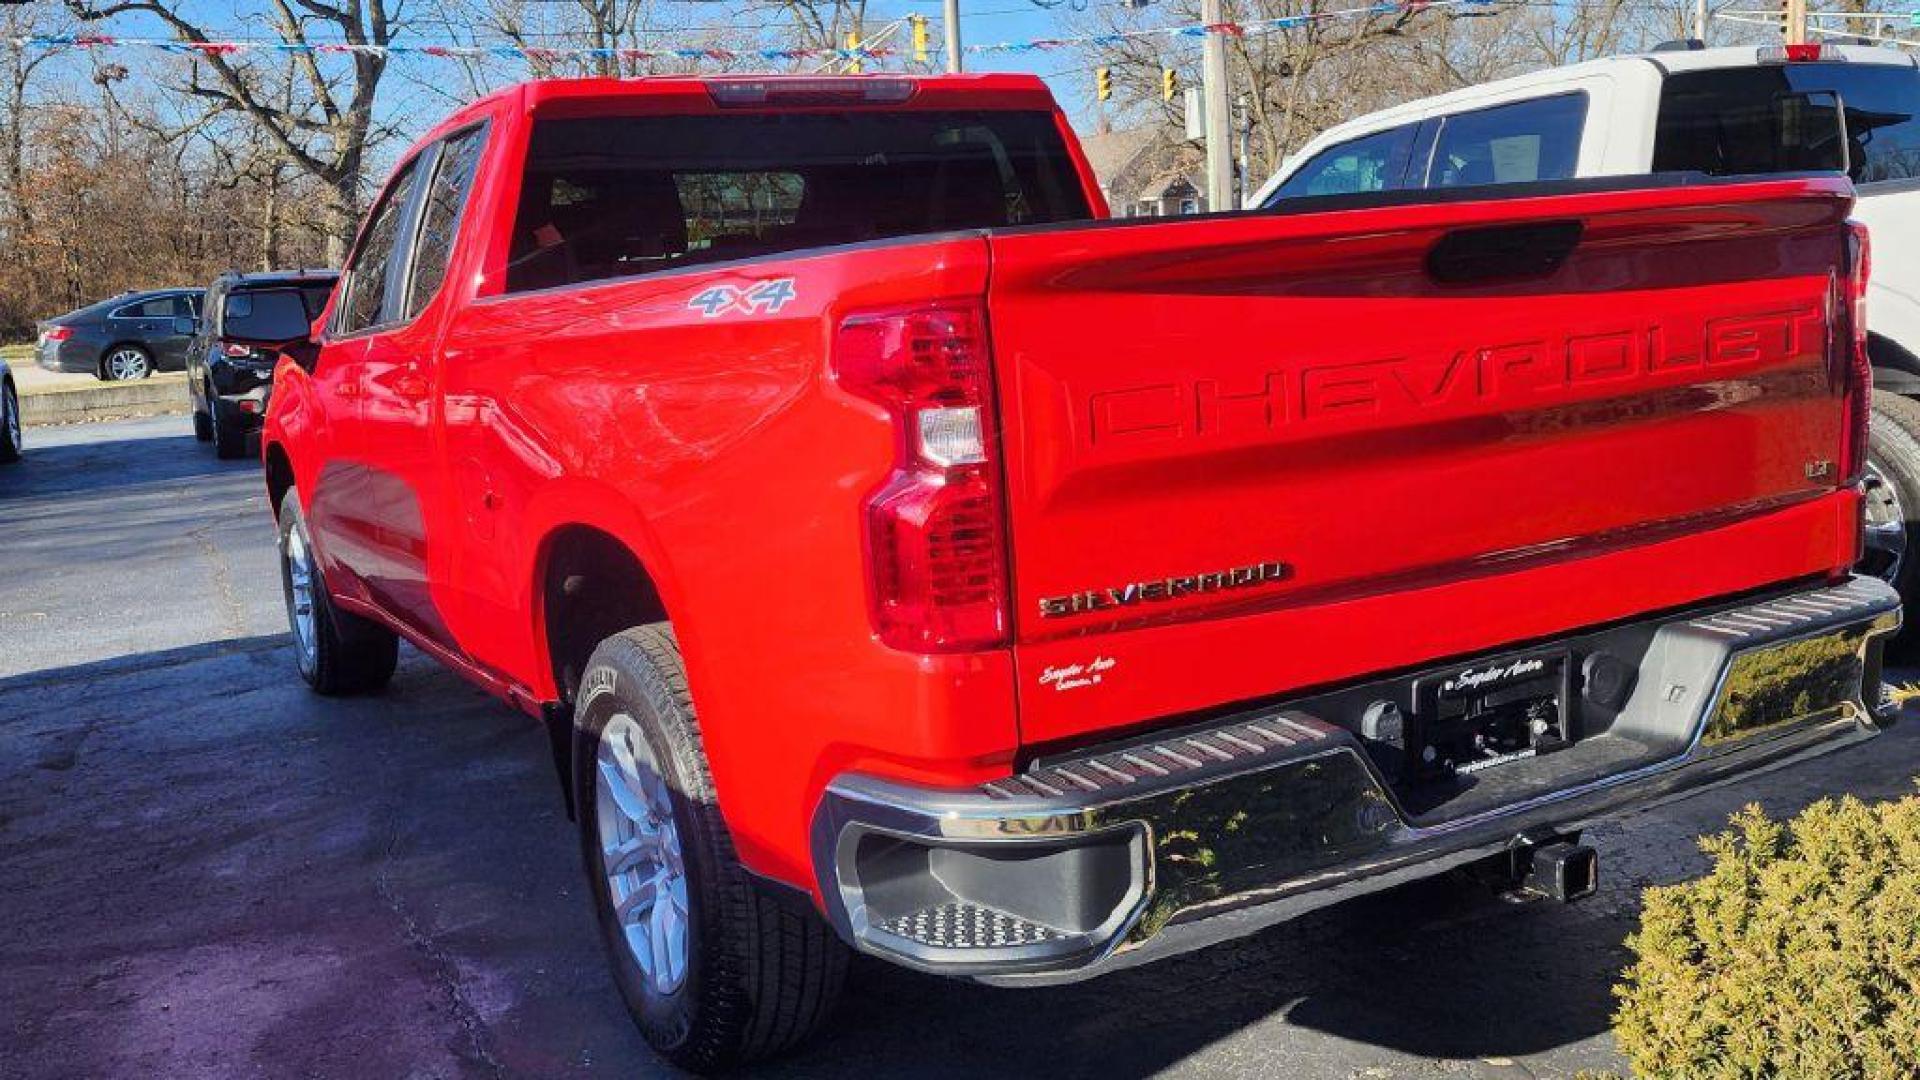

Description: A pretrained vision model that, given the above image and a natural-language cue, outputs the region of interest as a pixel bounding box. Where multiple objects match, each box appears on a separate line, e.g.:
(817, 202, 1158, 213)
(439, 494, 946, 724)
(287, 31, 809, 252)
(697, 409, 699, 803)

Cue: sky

(40, 0, 1138, 136)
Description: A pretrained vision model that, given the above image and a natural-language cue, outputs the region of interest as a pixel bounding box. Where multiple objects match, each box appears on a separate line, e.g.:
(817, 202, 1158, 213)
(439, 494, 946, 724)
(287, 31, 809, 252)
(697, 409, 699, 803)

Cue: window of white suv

(1426, 93, 1589, 188)
(1653, 63, 1920, 186)
(1272, 124, 1419, 199)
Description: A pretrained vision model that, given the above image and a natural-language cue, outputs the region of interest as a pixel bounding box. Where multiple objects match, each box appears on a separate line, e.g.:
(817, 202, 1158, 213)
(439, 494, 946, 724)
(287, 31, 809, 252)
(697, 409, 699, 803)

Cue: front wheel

(277, 489, 398, 695)
(575, 626, 847, 1072)
(1863, 396, 1920, 654)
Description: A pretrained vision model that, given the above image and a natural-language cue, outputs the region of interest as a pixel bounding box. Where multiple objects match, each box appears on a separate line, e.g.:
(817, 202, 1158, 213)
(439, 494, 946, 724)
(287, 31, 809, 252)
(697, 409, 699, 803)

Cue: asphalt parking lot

(4, 417, 1918, 1080)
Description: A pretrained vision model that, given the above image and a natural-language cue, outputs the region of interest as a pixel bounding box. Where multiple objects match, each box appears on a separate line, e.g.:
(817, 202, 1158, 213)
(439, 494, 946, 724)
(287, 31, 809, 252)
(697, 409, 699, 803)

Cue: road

(3, 417, 1918, 1079)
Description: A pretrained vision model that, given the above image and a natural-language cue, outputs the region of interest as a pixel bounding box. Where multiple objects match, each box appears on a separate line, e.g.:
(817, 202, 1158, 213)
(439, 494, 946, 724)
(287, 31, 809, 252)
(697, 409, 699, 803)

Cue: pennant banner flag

(10, 1, 1501, 66)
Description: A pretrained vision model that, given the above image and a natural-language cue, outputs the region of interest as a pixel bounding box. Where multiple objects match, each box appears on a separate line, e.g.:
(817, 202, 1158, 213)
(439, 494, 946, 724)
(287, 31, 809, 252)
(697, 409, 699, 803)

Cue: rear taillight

(1841, 220, 1872, 483)
(223, 342, 254, 358)
(42, 326, 72, 342)
(834, 301, 1009, 652)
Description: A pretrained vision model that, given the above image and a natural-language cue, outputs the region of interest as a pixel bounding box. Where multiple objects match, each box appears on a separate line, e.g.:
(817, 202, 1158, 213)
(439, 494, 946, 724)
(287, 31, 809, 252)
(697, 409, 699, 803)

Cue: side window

(336, 157, 422, 335)
(170, 295, 197, 320)
(1270, 125, 1418, 201)
(118, 296, 175, 318)
(1426, 93, 1589, 188)
(404, 124, 489, 320)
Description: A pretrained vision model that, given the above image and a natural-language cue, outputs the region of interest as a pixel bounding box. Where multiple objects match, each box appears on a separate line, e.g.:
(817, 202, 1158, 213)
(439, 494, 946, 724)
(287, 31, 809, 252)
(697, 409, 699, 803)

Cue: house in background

(1077, 125, 1209, 217)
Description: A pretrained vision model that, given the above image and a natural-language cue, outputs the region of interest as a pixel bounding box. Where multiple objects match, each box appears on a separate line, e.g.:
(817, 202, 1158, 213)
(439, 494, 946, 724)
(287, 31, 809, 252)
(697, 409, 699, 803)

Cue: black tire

(1865, 395, 1920, 654)
(209, 395, 247, 460)
(192, 405, 213, 442)
(574, 625, 847, 1072)
(98, 345, 153, 382)
(0, 379, 20, 464)
(277, 489, 398, 695)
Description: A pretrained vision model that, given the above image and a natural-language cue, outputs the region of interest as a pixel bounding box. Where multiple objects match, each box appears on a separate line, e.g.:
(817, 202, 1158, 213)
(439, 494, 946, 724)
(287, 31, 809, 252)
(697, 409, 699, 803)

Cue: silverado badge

(1039, 560, 1292, 619)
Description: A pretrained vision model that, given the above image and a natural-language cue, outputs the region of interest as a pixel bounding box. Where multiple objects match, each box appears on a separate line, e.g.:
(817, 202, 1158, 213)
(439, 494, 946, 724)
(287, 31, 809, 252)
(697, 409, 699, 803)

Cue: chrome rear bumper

(811, 577, 1900, 983)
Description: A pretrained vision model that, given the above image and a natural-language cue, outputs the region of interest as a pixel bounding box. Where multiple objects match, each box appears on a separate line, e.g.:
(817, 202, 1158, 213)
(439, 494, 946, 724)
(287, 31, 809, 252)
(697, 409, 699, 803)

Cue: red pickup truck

(257, 73, 1898, 1069)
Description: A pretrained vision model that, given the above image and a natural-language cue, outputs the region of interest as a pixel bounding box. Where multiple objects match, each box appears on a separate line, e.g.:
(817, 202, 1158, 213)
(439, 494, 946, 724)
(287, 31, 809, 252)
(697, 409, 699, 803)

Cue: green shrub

(1612, 794, 1920, 1079)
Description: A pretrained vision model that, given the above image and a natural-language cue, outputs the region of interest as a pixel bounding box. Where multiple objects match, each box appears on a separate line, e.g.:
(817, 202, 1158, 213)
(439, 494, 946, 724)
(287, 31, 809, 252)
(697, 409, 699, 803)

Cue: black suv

(187, 270, 337, 459)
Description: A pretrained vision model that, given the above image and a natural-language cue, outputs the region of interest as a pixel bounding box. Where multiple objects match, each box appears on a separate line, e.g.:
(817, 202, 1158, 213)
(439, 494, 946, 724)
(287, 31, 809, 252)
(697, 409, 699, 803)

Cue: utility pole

(1695, 0, 1709, 42)
(1786, 0, 1807, 43)
(1200, 0, 1232, 210)
(1235, 95, 1251, 209)
(944, 0, 962, 73)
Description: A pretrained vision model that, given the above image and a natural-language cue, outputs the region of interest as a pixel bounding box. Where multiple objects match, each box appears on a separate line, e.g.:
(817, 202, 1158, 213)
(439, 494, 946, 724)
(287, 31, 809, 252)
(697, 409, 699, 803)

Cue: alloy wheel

(283, 524, 319, 674)
(595, 712, 691, 996)
(105, 349, 149, 380)
(1862, 459, 1907, 587)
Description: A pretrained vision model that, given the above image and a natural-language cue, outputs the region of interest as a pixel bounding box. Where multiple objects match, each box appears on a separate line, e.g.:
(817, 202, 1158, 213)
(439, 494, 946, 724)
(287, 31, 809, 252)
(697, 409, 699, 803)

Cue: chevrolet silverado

(253, 73, 1896, 1070)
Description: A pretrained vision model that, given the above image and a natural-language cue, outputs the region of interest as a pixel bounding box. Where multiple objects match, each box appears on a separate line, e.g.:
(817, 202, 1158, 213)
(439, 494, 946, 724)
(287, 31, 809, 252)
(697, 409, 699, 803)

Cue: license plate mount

(1408, 648, 1574, 781)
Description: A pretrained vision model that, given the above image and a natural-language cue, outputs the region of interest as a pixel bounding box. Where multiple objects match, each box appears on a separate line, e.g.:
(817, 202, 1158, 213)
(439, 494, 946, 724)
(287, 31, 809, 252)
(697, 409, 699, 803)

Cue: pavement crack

(373, 819, 507, 1079)
(191, 526, 249, 640)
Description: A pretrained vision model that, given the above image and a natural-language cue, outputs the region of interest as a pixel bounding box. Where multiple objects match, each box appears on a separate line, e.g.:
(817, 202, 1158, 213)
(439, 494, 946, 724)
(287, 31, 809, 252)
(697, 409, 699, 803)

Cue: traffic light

(910, 15, 930, 64)
(1096, 67, 1112, 102)
(1162, 67, 1177, 102)
(1778, 0, 1791, 37)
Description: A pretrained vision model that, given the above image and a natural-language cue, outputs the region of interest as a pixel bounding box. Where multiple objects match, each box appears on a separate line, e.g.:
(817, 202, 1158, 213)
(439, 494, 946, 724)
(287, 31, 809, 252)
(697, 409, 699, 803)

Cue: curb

(18, 375, 191, 426)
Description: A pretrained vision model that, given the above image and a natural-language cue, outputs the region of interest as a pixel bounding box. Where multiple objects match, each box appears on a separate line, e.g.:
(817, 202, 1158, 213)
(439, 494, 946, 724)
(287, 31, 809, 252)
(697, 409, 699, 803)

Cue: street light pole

(1200, 0, 1233, 210)
(944, 0, 962, 73)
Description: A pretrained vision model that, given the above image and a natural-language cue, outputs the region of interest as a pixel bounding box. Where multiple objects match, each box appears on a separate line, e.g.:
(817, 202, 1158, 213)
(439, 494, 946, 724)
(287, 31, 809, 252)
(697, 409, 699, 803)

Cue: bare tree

(761, 0, 869, 53)
(1, 4, 73, 236)
(1076, 0, 1456, 185)
(69, 0, 405, 261)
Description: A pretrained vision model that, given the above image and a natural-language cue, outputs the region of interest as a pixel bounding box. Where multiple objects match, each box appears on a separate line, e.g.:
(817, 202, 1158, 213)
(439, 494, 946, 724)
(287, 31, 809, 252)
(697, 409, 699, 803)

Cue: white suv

(1256, 42, 1920, 619)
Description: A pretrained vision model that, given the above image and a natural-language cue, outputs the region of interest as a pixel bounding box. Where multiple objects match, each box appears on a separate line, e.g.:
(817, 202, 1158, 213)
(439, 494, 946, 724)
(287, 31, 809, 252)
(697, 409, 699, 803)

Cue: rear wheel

(1864, 395, 1920, 653)
(574, 626, 847, 1072)
(277, 489, 398, 695)
(192, 398, 213, 442)
(100, 346, 152, 381)
(209, 393, 247, 460)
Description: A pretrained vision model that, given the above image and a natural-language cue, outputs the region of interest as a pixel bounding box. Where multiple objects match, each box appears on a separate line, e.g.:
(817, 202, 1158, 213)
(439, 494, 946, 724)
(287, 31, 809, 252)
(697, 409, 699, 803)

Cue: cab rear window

(504, 111, 1091, 293)
(1654, 63, 1920, 185)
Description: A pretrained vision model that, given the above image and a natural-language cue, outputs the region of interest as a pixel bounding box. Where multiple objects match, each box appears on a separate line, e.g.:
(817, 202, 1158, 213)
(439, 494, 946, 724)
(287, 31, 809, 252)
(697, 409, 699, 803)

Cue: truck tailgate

(985, 176, 1861, 748)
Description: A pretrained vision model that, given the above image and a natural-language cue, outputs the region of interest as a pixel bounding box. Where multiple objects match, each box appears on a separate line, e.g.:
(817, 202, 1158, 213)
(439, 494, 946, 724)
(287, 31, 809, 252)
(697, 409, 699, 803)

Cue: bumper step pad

(877, 903, 1069, 950)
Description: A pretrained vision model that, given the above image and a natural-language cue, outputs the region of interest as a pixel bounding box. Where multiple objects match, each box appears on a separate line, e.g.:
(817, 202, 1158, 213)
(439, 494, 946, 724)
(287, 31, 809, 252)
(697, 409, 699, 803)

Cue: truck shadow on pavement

(4, 629, 1911, 1079)
(789, 867, 1627, 1078)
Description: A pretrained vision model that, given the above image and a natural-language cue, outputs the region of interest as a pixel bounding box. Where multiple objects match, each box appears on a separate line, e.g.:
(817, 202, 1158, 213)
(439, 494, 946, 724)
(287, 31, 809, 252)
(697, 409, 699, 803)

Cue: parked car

(1253, 42, 1920, 621)
(0, 354, 19, 464)
(257, 74, 1894, 1071)
(186, 269, 337, 459)
(35, 287, 203, 381)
